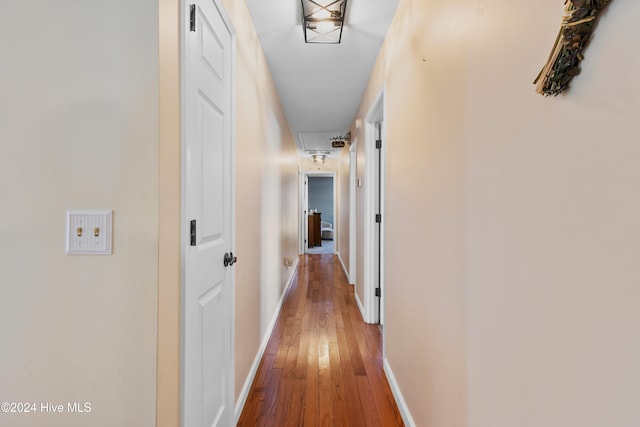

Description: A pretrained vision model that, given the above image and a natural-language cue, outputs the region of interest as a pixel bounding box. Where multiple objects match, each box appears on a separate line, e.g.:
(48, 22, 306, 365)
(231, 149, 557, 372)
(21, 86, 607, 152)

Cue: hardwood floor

(237, 254, 404, 427)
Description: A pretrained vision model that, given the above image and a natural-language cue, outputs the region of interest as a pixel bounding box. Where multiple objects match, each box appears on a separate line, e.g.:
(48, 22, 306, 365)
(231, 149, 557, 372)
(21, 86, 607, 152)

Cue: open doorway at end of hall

(303, 173, 336, 255)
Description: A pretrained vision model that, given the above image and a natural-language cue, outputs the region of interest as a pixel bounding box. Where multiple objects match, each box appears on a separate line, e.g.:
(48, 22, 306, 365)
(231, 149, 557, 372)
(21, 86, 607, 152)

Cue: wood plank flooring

(237, 254, 404, 427)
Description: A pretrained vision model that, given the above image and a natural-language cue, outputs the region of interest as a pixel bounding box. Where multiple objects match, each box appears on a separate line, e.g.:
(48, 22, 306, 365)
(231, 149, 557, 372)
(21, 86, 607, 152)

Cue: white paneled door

(182, 0, 234, 426)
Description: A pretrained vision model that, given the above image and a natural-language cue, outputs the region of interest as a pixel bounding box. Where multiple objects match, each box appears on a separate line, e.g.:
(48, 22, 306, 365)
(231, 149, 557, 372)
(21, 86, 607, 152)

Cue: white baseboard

(234, 258, 299, 422)
(383, 358, 416, 427)
(337, 252, 351, 283)
(354, 288, 366, 321)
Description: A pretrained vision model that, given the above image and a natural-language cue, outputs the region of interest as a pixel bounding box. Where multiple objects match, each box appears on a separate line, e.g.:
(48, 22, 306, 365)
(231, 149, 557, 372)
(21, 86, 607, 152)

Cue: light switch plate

(66, 210, 112, 255)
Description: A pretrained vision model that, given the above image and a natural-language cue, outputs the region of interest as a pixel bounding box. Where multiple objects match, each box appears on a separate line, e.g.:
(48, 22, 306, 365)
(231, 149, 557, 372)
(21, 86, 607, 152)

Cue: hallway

(237, 254, 403, 426)
(4, 1, 640, 426)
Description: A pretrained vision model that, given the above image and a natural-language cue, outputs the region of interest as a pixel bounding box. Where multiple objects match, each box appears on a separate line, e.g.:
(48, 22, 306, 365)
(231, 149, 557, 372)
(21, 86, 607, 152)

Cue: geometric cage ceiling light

(301, 0, 348, 44)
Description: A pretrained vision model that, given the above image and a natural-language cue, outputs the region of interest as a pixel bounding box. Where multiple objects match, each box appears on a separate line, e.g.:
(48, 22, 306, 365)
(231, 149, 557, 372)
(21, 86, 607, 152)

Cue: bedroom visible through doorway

(305, 173, 335, 255)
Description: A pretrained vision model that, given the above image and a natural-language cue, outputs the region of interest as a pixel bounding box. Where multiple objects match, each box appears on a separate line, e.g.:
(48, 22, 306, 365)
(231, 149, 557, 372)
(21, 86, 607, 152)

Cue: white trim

(379, 119, 387, 326)
(383, 358, 417, 427)
(234, 258, 300, 423)
(228, 6, 238, 421)
(179, 2, 188, 419)
(298, 169, 307, 254)
(333, 173, 337, 254)
(303, 171, 337, 254)
(337, 252, 350, 283)
(363, 86, 385, 324)
(348, 140, 357, 284)
(362, 120, 375, 323)
(354, 288, 366, 321)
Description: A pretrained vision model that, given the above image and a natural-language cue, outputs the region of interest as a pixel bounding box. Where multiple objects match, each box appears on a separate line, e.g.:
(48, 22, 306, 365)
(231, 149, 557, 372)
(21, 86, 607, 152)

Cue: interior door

(374, 121, 382, 324)
(183, 1, 234, 426)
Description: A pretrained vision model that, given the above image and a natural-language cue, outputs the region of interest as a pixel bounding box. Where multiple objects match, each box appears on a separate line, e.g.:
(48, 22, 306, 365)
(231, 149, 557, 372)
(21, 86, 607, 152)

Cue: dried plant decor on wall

(534, 0, 611, 96)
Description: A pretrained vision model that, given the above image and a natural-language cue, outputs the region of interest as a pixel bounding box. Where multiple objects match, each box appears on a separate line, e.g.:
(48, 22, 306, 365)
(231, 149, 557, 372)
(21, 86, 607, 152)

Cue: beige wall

(219, 0, 300, 409)
(337, 148, 352, 276)
(465, 1, 640, 426)
(0, 0, 298, 426)
(351, 1, 468, 425)
(350, 0, 640, 426)
(157, 0, 181, 425)
(0, 2, 159, 427)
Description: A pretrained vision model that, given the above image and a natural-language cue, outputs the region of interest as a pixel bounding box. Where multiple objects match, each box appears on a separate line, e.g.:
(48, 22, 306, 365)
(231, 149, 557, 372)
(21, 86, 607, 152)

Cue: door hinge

(376, 139, 382, 149)
(190, 219, 197, 246)
(189, 4, 196, 32)
(375, 214, 382, 223)
(375, 288, 381, 297)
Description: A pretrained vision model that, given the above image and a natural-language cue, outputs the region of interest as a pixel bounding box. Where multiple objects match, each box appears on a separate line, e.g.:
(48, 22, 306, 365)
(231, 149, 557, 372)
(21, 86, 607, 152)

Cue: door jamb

(348, 140, 357, 284)
(302, 171, 337, 254)
(298, 169, 307, 254)
(363, 86, 385, 324)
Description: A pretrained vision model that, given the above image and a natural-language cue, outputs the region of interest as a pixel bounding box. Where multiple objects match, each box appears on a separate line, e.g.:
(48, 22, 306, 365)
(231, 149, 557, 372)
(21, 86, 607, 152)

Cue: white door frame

(363, 87, 385, 324)
(180, 0, 236, 424)
(348, 139, 357, 284)
(298, 169, 307, 254)
(301, 171, 337, 253)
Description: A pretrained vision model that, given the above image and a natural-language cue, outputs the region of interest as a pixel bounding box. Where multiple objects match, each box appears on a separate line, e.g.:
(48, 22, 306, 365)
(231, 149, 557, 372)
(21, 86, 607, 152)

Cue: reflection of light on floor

(318, 340, 330, 369)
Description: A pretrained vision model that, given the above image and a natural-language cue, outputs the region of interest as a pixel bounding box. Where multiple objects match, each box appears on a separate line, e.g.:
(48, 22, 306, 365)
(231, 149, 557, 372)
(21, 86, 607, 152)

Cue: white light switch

(66, 210, 112, 255)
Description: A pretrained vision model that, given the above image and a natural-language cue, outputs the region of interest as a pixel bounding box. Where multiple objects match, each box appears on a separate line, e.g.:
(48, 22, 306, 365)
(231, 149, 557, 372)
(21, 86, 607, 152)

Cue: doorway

(301, 172, 336, 255)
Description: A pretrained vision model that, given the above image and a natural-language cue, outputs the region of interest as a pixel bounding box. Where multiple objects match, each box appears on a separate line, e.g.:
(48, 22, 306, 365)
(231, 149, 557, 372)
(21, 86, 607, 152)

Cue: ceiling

(245, 0, 399, 159)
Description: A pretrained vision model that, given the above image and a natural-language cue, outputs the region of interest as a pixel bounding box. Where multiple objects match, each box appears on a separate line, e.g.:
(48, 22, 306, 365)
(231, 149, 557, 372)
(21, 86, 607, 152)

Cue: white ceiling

(245, 0, 399, 158)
